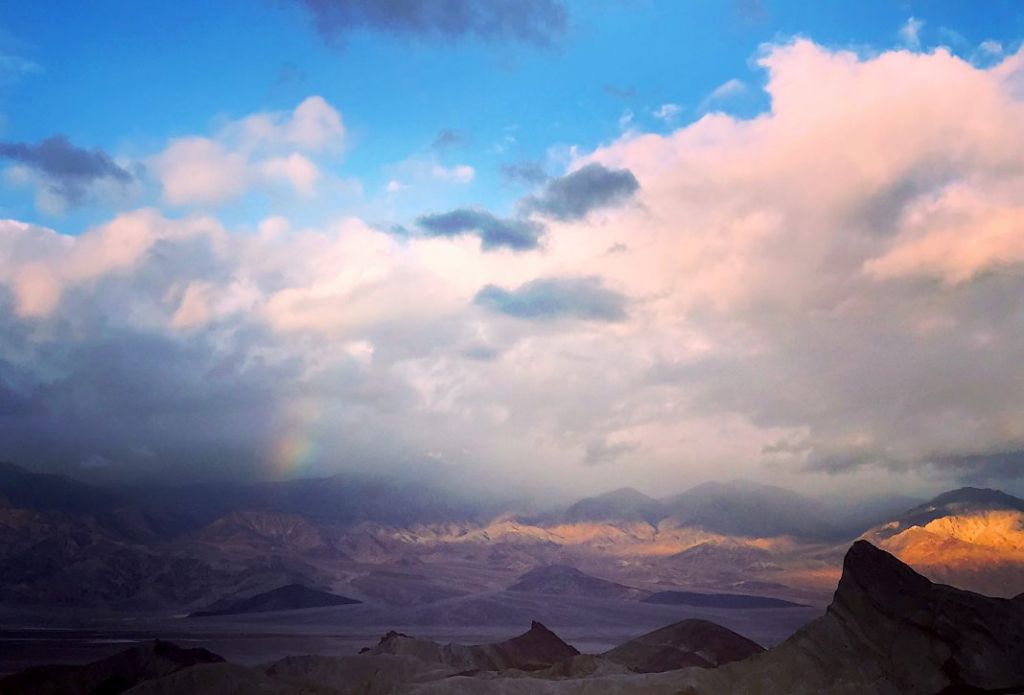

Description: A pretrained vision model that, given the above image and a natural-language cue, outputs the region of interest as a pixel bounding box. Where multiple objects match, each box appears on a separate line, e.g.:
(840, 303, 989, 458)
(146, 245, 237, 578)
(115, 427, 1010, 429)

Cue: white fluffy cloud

(3, 40, 1024, 495)
(154, 138, 249, 207)
(152, 96, 343, 207)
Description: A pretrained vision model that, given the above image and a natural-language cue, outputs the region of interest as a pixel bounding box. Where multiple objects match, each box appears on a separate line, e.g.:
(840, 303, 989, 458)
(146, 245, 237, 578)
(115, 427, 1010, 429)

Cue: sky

(1, 1, 1023, 499)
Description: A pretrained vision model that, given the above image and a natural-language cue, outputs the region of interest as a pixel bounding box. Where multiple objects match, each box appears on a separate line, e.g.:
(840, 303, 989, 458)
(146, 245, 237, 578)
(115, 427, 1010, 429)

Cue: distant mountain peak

(663, 479, 831, 540)
(885, 486, 1024, 532)
(563, 487, 667, 526)
(189, 584, 360, 617)
(926, 486, 1024, 510)
(509, 564, 647, 600)
(598, 486, 656, 500)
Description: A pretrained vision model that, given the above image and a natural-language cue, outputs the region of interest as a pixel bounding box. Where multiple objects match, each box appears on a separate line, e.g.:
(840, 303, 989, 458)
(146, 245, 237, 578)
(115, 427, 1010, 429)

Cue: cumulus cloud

(474, 276, 628, 321)
(577, 39, 1024, 483)
(4, 39, 1024, 495)
(152, 96, 342, 207)
(294, 0, 567, 47)
(417, 208, 542, 250)
(0, 135, 134, 209)
(258, 153, 321, 197)
(524, 162, 639, 220)
(154, 138, 249, 207)
(227, 95, 344, 153)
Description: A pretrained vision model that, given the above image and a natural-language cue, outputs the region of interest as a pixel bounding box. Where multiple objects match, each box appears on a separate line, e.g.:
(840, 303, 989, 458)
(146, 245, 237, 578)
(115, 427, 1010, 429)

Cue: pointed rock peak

(834, 540, 932, 613)
(375, 630, 413, 646)
(517, 620, 564, 643)
(504, 620, 579, 657)
(529, 620, 552, 633)
(144, 640, 225, 665)
(844, 540, 928, 583)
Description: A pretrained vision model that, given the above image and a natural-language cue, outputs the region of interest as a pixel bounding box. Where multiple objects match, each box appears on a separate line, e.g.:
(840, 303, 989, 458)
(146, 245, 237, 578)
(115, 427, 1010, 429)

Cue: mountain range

(4, 460, 1024, 616)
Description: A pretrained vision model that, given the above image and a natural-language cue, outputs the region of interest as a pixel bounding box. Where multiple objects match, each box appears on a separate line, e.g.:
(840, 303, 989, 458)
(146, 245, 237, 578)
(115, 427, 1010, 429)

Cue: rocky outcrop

(363, 621, 580, 673)
(0, 640, 225, 695)
(602, 618, 764, 672)
(670, 540, 1024, 694)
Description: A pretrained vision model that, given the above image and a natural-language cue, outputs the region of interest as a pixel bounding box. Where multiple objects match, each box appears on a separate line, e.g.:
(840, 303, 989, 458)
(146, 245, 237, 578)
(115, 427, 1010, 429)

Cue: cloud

(258, 153, 321, 197)
(154, 138, 249, 207)
(0, 135, 133, 208)
(152, 96, 342, 207)
(617, 109, 634, 131)
(936, 450, 1024, 483)
(417, 208, 542, 250)
(979, 40, 1004, 57)
(4, 38, 1024, 496)
(577, 38, 1024, 484)
(0, 210, 223, 318)
(584, 438, 638, 466)
(430, 163, 475, 183)
(899, 16, 924, 49)
(698, 78, 747, 112)
(431, 128, 465, 150)
(228, 95, 345, 153)
(474, 276, 628, 321)
(653, 103, 681, 122)
(524, 162, 639, 220)
(500, 160, 548, 185)
(0, 54, 41, 77)
(294, 0, 567, 47)
(862, 185, 1024, 284)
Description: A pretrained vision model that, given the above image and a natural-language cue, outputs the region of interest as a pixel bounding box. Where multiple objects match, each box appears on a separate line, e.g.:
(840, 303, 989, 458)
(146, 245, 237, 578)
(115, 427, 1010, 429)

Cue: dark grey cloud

(500, 160, 548, 186)
(431, 128, 465, 150)
(524, 162, 639, 221)
(936, 450, 1024, 483)
(474, 276, 628, 321)
(0, 135, 133, 205)
(417, 208, 543, 250)
(295, 0, 567, 47)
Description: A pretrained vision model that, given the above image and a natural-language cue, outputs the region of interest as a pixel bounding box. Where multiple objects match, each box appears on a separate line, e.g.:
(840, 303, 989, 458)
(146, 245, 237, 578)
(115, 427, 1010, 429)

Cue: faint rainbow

(269, 398, 323, 477)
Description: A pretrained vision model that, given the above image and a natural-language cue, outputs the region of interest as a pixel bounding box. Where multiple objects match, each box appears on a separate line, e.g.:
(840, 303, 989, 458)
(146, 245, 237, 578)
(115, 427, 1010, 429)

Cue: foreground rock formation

(601, 618, 764, 672)
(0, 640, 225, 695)
(362, 621, 580, 673)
